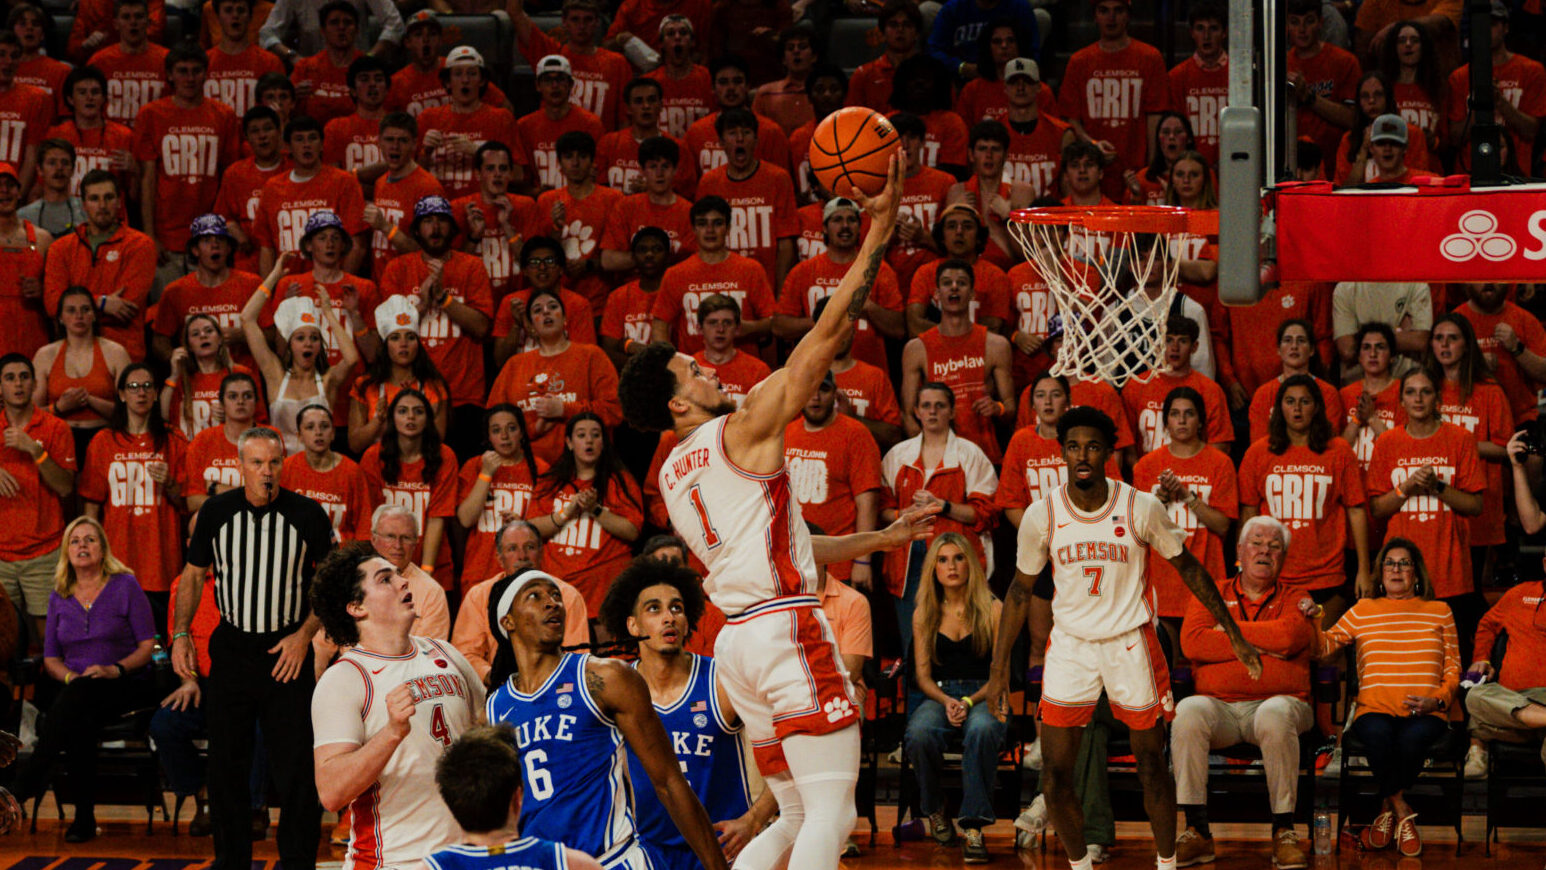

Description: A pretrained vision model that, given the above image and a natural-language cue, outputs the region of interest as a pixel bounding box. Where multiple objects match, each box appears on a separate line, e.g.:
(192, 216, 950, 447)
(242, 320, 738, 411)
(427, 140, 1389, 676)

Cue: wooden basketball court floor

(0, 803, 1541, 870)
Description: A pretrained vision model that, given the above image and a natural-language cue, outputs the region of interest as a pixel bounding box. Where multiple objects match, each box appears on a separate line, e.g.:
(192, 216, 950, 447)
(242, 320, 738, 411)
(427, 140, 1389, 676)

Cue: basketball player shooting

(617, 153, 906, 870)
(983, 407, 1261, 870)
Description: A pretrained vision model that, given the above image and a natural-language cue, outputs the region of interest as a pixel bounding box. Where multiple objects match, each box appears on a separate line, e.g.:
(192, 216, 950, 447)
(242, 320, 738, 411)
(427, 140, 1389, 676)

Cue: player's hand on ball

(1231, 636, 1263, 680)
(385, 683, 417, 738)
(849, 151, 905, 225)
(0, 787, 20, 834)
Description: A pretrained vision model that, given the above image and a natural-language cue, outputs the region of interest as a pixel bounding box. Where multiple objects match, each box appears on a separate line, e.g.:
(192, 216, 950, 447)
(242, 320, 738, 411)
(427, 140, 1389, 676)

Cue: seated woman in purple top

(14, 515, 156, 844)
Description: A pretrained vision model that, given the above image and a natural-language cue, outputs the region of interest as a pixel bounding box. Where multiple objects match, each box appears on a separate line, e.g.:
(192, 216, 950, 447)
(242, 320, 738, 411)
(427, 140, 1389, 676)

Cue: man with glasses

(361, 504, 449, 640)
(489, 235, 597, 370)
(1170, 515, 1316, 870)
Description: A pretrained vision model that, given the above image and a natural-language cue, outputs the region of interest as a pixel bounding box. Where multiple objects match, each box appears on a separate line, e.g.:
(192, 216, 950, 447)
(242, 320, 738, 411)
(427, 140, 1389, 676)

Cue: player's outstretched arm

(1168, 549, 1263, 679)
(733, 154, 906, 443)
(589, 659, 730, 870)
(810, 502, 937, 565)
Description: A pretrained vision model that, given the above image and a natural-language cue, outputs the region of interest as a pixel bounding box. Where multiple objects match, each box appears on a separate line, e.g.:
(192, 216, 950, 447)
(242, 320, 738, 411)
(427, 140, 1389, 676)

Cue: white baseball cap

(273, 296, 325, 341)
(375, 295, 420, 341)
(446, 45, 485, 68)
(536, 54, 573, 79)
(1004, 57, 1040, 83)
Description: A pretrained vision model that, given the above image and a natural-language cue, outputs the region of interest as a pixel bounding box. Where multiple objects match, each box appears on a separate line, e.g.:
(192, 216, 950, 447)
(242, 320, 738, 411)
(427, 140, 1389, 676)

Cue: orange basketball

(808, 106, 899, 197)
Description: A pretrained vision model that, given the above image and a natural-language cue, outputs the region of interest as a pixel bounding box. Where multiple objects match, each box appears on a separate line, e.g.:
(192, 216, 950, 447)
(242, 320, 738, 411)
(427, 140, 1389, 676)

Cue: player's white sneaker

(1014, 794, 1047, 849)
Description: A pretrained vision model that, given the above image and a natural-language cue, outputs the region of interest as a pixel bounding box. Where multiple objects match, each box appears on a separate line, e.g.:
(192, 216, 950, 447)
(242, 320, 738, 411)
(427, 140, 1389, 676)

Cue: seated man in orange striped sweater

(1172, 516, 1316, 870)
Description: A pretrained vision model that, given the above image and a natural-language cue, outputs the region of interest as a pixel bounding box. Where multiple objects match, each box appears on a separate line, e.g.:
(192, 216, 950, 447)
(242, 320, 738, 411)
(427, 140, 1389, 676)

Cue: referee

(170, 427, 333, 870)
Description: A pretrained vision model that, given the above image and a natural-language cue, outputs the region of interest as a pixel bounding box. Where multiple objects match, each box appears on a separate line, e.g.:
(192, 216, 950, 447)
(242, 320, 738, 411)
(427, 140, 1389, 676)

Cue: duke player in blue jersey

(485, 568, 729, 870)
(422, 724, 602, 870)
(600, 559, 771, 870)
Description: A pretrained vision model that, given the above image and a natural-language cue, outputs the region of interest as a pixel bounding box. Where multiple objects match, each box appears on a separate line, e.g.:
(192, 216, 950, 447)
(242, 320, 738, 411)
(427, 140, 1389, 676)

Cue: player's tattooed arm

(846, 244, 885, 322)
(1171, 549, 1264, 679)
(585, 663, 605, 697)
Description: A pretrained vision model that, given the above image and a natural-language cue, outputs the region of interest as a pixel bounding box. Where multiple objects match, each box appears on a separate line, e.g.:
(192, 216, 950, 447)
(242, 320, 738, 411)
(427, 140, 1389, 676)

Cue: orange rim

(1009, 205, 1217, 235)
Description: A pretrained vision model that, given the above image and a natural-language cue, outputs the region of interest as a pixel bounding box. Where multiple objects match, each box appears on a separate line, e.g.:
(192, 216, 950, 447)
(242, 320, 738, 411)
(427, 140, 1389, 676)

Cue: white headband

(492, 570, 564, 639)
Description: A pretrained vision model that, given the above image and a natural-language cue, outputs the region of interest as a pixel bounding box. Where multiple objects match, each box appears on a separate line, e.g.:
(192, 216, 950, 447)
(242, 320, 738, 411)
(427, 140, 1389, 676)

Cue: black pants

(1349, 712, 1448, 804)
(207, 622, 319, 870)
(16, 674, 151, 817)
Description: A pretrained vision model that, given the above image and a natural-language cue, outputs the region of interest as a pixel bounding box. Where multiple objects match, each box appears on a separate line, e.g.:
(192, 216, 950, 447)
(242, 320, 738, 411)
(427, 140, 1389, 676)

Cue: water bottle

(1312, 806, 1333, 856)
(151, 639, 170, 668)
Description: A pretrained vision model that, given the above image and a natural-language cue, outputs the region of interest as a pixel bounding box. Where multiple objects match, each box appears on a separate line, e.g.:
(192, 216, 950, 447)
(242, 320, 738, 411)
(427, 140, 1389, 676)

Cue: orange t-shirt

(527, 473, 645, 616)
(164, 364, 262, 440)
(651, 251, 776, 356)
(1121, 369, 1235, 452)
(348, 375, 450, 425)
(70, 0, 165, 62)
(490, 286, 598, 349)
(386, 61, 509, 117)
(0, 409, 76, 561)
(1059, 39, 1170, 196)
(997, 425, 1124, 517)
(16, 55, 71, 120)
(1014, 378, 1138, 453)
(1339, 378, 1406, 471)
(907, 258, 1011, 324)
(359, 443, 459, 588)
(954, 78, 1058, 126)
(783, 414, 884, 580)
(1438, 379, 1513, 548)
(688, 161, 802, 288)
(912, 109, 969, 169)
(1006, 259, 1056, 388)
(599, 193, 696, 261)
(1248, 375, 1346, 445)
(1285, 43, 1361, 174)
(377, 251, 495, 406)
(323, 112, 382, 174)
(290, 49, 360, 126)
(595, 129, 698, 197)
(0, 222, 51, 360)
(777, 251, 901, 370)
(917, 324, 1001, 462)
(518, 29, 633, 130)
(1393, 81, 1441, 150)
(280, 451, 374, 543)
(1132, 445, 1239, 617)
(684, 110, 790, 176)
(486, 342, 624, 465)
(367, 166, 446, 278)
(1446, 54, 1546, 173)
(1168, 56, 1229, 167)
(691, 349, 771, 407)
(833, 360, 903, 428)
(185, 425, 254, 493)
(87, 43, 168, 127)
(1214, 282, 1334, 394)
(212, 158, 289, 274)
(418, 104, 524, 199)
(1366, 422, 1485, 598)
(885, 165, 957, 291)
(1237, 438, 1366, 590)
(846, 53, 899, 114)
(606, 0, 712, 54)
(601, 280, 658, 345)
(517, 106, 606, 191)
(1332, 120, 1434, 183)
(78, 429, 189, 592)
(1000, 114, 1069, 200)
(1455, 300, 1546, 422)
(535, 183, 624, 309)
(449, 191, 542, 298)
(252, 166, 367, 256)
(0, 83, 52, 166)
(205, 44, 285, 117)
(455, 455, 548, 590)
(133, 97, 242, 249)
(645, 64, 714, 139)
(46, 119, 136, 201)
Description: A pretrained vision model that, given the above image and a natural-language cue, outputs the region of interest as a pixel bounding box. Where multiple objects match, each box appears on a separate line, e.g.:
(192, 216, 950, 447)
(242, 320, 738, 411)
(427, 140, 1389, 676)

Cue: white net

(1007, 207, 1195, 389)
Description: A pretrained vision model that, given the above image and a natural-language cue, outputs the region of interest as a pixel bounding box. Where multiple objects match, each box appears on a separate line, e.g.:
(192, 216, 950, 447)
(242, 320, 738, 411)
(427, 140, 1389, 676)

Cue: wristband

(552, 510, 564, 525)
(114, 663, 125, 677)
(960, 696, 974, 709)
(420, 563, 434, 573)
(940, 500, 952, 516)
(1434, 478, 1448, 494)
(165, 378, 177, 388)
(507, 235, 521, 246)
(854, 558, 871, 566)
(257, 282, 271, 298)
(33, 450, 47, 465)
(993, 401, 1005, 416)
(97, 296, 106, 312)
(624, 339, 638, 353)
(477, 472, 493, 483)
(1511, 341, 1526, 356)
(387, 225, 399, 242)
(64, 673, 73, 684)
(354, 327, 371, 338)
(172, 631, 190, 641)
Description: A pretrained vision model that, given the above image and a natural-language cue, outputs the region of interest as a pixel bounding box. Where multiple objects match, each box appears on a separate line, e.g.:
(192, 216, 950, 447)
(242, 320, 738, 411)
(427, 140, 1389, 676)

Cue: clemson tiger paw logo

(824, 697, 853, 723)
(563, 221, 596, 258)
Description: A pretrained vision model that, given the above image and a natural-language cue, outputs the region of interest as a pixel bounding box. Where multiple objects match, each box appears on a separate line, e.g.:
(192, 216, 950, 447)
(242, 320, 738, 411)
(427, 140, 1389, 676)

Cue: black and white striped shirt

(186, 488, 334, 635)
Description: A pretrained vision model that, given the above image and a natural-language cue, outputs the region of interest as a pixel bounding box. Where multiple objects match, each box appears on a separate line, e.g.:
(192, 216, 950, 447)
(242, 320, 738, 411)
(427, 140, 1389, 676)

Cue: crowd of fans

(0, 0, 1544, 858)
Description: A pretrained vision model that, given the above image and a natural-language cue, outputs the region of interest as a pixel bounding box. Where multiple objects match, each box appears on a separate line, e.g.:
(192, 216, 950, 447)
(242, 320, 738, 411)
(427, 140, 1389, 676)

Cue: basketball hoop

(1008, 205, 1218, 388)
